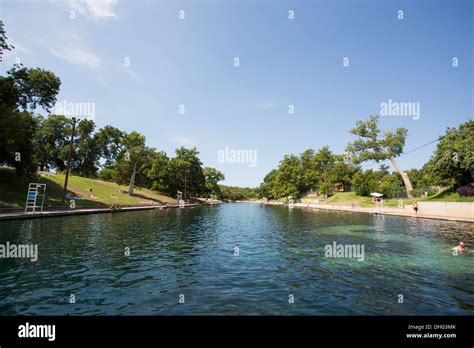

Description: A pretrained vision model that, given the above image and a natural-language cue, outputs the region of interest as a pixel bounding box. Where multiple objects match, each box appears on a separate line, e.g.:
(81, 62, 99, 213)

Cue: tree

(300, 149, 318, 193)
(0, 104, 39, 175)
(424, 121, 473, 189)
(0, 20, 14, 62)
(220, 185, 258, 201)
(311, 146, 335, 197)
(346, 115, 414, 198)
(117, 131, 147, 195)
(259, 169, 278, 199)
(0, 23, 61, 175)
(34, 114, 72, 171)
(203, 167, 225, 198)
(380, 172, 405, 198)
(145, 150, 170, 192)
(95, 125, 124, 167)
(271, 155, 303, 199)
(330, 155, 360, 192)
(352, 170, 383, 196)
(73, 119, 100, 177)
(167, 147, 206, 199)
(1, 65, 60, 112)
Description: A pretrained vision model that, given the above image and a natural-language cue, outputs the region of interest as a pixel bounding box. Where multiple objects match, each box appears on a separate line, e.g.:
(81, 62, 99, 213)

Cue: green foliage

(203, 167, 225, 198)
(424, 121, 473, 189)
(34, 115, 72, 171)
(73, 119, 100, 177)
(351, 170, 382, 196)
(94, 125, 123, 166)
(2, 65, 61, 112)
(0, 25, 61, 175)
(346, 115, 414, 197)
(0, 20, 14, 62)
(259, 155, 303, 199)
(259, 146, 360, 199)
(97, 167, 116, 182)
(346, 115, 407, 163)
(219, 185, 258, 201)
(380, 173, 405, 198)
(167, 147, 206, 198)
(0, 104, 39, 175)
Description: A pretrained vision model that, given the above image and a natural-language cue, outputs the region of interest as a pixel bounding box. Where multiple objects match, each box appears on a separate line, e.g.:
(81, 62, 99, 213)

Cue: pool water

(0, 204, 472, 315)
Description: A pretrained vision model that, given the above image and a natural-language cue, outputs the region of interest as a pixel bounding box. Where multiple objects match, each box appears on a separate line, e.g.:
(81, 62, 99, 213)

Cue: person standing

(412, 201, 419, 217)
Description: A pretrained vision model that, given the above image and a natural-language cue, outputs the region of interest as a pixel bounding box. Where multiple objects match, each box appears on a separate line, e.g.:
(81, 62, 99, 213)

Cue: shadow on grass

(129, 191, 167, 205)
(0, 167, 106, 209)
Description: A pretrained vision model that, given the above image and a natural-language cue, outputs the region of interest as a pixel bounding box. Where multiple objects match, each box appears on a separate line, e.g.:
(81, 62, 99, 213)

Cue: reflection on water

(0, 204, 472, 315)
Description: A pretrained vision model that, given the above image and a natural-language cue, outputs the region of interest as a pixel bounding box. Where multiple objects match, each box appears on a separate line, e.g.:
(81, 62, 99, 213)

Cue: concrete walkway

(293, 203, 474, 222)
(241, 201, 474, 223)
(0, 203, 206, 221)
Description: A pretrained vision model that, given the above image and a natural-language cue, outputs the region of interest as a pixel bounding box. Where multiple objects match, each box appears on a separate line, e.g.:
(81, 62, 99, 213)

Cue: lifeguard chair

(25, 183, 47, 213)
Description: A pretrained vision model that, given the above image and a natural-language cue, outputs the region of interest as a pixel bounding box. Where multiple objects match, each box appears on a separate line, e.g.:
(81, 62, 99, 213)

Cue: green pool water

(0, 203, 472, 315)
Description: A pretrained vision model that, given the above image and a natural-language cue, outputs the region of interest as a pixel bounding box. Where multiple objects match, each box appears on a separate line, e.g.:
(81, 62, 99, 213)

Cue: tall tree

(167, 147, 206, 199)
(145, 150, 170, 192)
(118, 131, 147, 195)
(0, 104, 39, 175)
(34, 114, 72, 171)
(0, 23, 61, 175)
(203, 167, 225, 198)
(424, 120, 473, 188)
(74, 119, 100, 177)
(311, 146, 336, 197)
(95, 125, 124, 166)
(1, 65, 60, 112)
(346, 115, 414, 198)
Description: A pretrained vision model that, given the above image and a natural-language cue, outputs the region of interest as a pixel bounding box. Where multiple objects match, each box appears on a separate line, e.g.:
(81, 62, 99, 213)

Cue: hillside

(0, 167, 177, 209)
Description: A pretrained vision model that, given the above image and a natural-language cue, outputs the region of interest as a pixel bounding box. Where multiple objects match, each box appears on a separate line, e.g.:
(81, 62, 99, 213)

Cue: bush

(380, 174, 405, 198)
(352, 170, 381, 196)
(456, 186, 474, 196)
(98, 167, 116, 182)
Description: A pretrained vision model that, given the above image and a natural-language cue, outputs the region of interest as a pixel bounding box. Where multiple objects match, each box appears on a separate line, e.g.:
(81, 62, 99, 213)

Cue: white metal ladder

(25, 183, 47, 213)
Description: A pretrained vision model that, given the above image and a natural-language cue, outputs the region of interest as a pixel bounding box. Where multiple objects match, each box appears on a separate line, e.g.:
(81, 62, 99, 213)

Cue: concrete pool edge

(238, 201, 474, 223)
(0, 202, 222, 221)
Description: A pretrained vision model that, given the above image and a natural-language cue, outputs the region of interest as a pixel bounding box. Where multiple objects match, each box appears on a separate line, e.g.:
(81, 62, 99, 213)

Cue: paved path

(239, 201, 474, 223)
(293, 203, 474, 222)
(0, 203, 205, 221)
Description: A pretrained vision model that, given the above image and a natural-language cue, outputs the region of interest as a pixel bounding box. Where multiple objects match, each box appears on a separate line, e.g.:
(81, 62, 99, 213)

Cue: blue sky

(1, 0, 472, 187)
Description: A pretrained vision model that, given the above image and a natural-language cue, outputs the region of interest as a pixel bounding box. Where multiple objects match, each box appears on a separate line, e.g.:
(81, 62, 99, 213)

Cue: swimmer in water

(452, 241, 466, 254)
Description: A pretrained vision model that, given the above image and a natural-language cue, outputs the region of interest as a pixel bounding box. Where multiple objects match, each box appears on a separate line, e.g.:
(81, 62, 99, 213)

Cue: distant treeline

(219, 185, 259, 201)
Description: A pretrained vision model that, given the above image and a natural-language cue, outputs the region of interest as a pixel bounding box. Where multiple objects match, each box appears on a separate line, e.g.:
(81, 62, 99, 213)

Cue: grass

(0, 167, 177, 209)
(301, 190, 474, 208)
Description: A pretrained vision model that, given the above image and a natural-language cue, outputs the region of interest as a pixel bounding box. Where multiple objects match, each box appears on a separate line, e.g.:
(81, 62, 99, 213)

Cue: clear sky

(1, 0, 472, 187)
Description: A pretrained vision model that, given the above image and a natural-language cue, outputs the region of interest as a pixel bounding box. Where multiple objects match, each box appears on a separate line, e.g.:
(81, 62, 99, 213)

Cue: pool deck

(239, 201, 474, 223)
(0, 202, 220, 221)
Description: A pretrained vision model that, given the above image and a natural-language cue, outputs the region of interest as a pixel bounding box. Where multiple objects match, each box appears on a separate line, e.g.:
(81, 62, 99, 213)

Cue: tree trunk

(389, 157, 414, 198)
(128, 161, 137, 196)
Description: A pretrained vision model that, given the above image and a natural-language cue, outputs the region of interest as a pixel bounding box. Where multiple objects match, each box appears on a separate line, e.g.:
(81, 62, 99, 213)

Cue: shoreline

(0, 201, 222, 221)
(236, 200, 474, 223)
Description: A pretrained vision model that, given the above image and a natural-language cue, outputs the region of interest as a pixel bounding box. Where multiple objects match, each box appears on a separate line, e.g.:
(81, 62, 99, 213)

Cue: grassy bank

(0, 167, 177, 208)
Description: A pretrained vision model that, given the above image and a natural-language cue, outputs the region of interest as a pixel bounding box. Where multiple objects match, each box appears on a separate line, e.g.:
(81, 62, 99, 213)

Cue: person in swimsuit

(452, 241, 466, 254)
(412, 201, 419, 216)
